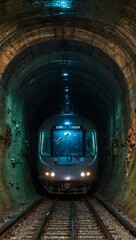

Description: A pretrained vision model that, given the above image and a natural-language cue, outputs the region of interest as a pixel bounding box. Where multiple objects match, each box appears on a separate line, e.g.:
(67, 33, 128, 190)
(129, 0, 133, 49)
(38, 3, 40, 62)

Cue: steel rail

(33, 199, 57, 240)
(85, 197, 114, 240)
(71, 200, 76, 240)
(95, 195, 136, 237)
(0, 197, 44, 238)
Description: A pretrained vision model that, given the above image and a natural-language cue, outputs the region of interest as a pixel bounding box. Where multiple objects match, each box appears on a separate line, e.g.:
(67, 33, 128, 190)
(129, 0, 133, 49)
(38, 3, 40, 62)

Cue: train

(38, 113, 98, 194)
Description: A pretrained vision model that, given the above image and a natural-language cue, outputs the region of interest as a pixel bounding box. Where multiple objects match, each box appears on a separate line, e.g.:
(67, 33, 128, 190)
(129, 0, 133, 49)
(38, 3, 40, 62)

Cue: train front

(38, 123, 98, 194)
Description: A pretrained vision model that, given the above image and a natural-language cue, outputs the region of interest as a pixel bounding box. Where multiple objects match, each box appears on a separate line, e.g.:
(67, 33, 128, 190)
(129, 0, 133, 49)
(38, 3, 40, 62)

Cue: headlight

(45, 171, 55, 177)
(51, 172, 55, 177)
(45, 172, 49, 176)
(65, 176, 70, 180)
(86, 172, 91, 176)
(81, 172, 85, 177)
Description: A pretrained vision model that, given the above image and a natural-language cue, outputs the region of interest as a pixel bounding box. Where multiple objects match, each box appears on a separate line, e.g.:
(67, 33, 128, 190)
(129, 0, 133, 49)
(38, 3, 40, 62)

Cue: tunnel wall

(0, 25, 136, 220)
(0, 83, 35, 214)
(97, 97, 136, 219)
(0, 83, 12, 214)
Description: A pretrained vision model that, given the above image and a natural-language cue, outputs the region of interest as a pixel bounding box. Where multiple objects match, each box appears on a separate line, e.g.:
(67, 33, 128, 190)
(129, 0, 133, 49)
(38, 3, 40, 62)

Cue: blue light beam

(44, 0, 73, 9)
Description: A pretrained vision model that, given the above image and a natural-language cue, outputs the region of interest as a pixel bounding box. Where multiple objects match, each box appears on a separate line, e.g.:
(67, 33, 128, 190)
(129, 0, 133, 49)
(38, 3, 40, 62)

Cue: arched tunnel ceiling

(2, 40, 129, 130)
(0, 0, 136, 65)
(0, 0, 134, 132)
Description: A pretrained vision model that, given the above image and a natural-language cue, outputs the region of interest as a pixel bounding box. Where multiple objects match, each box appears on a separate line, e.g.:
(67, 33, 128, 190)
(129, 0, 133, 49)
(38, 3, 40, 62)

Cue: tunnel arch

(0, 24, 136, 219)
(0, 26, 135, 133)
(1, 37, 130, 127)
(0, 26, 135, 86)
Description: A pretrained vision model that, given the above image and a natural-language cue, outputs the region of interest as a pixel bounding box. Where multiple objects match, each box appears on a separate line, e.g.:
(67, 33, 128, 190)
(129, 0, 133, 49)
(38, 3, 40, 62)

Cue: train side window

(40, 130, 51, 156)
(86, 130, 96, 156)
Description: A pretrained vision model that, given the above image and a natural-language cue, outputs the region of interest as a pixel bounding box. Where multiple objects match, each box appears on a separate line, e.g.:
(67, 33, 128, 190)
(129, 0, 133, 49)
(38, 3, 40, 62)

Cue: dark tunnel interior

(1, 39, 130, 194)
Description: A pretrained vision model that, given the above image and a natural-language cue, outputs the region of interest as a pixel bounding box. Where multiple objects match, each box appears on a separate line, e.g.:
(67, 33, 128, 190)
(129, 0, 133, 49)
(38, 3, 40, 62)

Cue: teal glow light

(64, 121, 70, 125)
(44, 0, 73, 9)
(63, 72, 68, 77)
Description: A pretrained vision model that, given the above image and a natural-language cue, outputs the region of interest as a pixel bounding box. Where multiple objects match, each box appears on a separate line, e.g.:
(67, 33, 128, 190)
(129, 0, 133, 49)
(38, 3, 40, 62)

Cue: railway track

(0, 196, 135, 239)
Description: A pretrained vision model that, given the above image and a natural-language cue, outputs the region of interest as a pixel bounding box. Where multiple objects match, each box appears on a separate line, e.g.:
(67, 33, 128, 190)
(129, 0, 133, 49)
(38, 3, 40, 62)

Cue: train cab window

(40, 130, 51, 156)
(53, 129, 83, 157)
(86, 130, 96, 156)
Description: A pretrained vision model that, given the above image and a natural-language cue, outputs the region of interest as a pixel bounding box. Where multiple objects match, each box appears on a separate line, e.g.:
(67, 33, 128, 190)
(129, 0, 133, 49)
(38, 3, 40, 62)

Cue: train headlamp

(51, 172, 55, 177)
(45, 171, 55, 177)
(45, 172, 49, 176)
(81, 171, 91, 177)
(86, 172, 91, 176)
(81, 172, 85, 177)
(65, 176, 70, 180)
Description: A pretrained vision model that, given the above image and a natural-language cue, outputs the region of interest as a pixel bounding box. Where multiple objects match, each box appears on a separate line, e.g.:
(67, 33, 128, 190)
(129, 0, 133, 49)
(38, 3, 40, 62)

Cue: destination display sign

(53, 125, 83, 130)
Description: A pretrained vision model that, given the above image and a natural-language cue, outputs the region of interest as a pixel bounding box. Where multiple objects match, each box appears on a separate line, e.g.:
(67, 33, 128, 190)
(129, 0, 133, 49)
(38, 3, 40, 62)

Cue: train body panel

(38, 113, 98, 194)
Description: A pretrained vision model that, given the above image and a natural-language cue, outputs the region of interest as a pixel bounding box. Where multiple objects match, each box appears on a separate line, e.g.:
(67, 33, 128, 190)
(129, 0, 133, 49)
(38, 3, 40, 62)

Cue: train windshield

(53, 129, 83, 157)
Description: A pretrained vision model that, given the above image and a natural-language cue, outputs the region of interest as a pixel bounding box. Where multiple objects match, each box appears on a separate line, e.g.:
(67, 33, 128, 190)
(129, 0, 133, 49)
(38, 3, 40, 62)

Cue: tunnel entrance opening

(0, 38, 131, 212)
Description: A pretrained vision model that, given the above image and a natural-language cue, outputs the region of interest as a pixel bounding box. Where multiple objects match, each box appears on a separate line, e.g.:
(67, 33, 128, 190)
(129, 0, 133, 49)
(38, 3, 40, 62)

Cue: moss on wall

(0, 84, 12, 214)
(0, 87, 35, 214)
(4, 92, 35, 205)
(97, 101, 136, 221)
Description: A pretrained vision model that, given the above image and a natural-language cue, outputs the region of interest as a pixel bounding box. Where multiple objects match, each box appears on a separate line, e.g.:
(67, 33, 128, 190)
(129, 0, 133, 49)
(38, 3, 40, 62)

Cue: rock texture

(0, 0, 136, 221)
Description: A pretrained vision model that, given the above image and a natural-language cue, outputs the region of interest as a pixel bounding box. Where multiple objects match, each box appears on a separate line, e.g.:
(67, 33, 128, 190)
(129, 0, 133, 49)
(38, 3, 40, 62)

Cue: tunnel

(0, 0, 136, 222)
